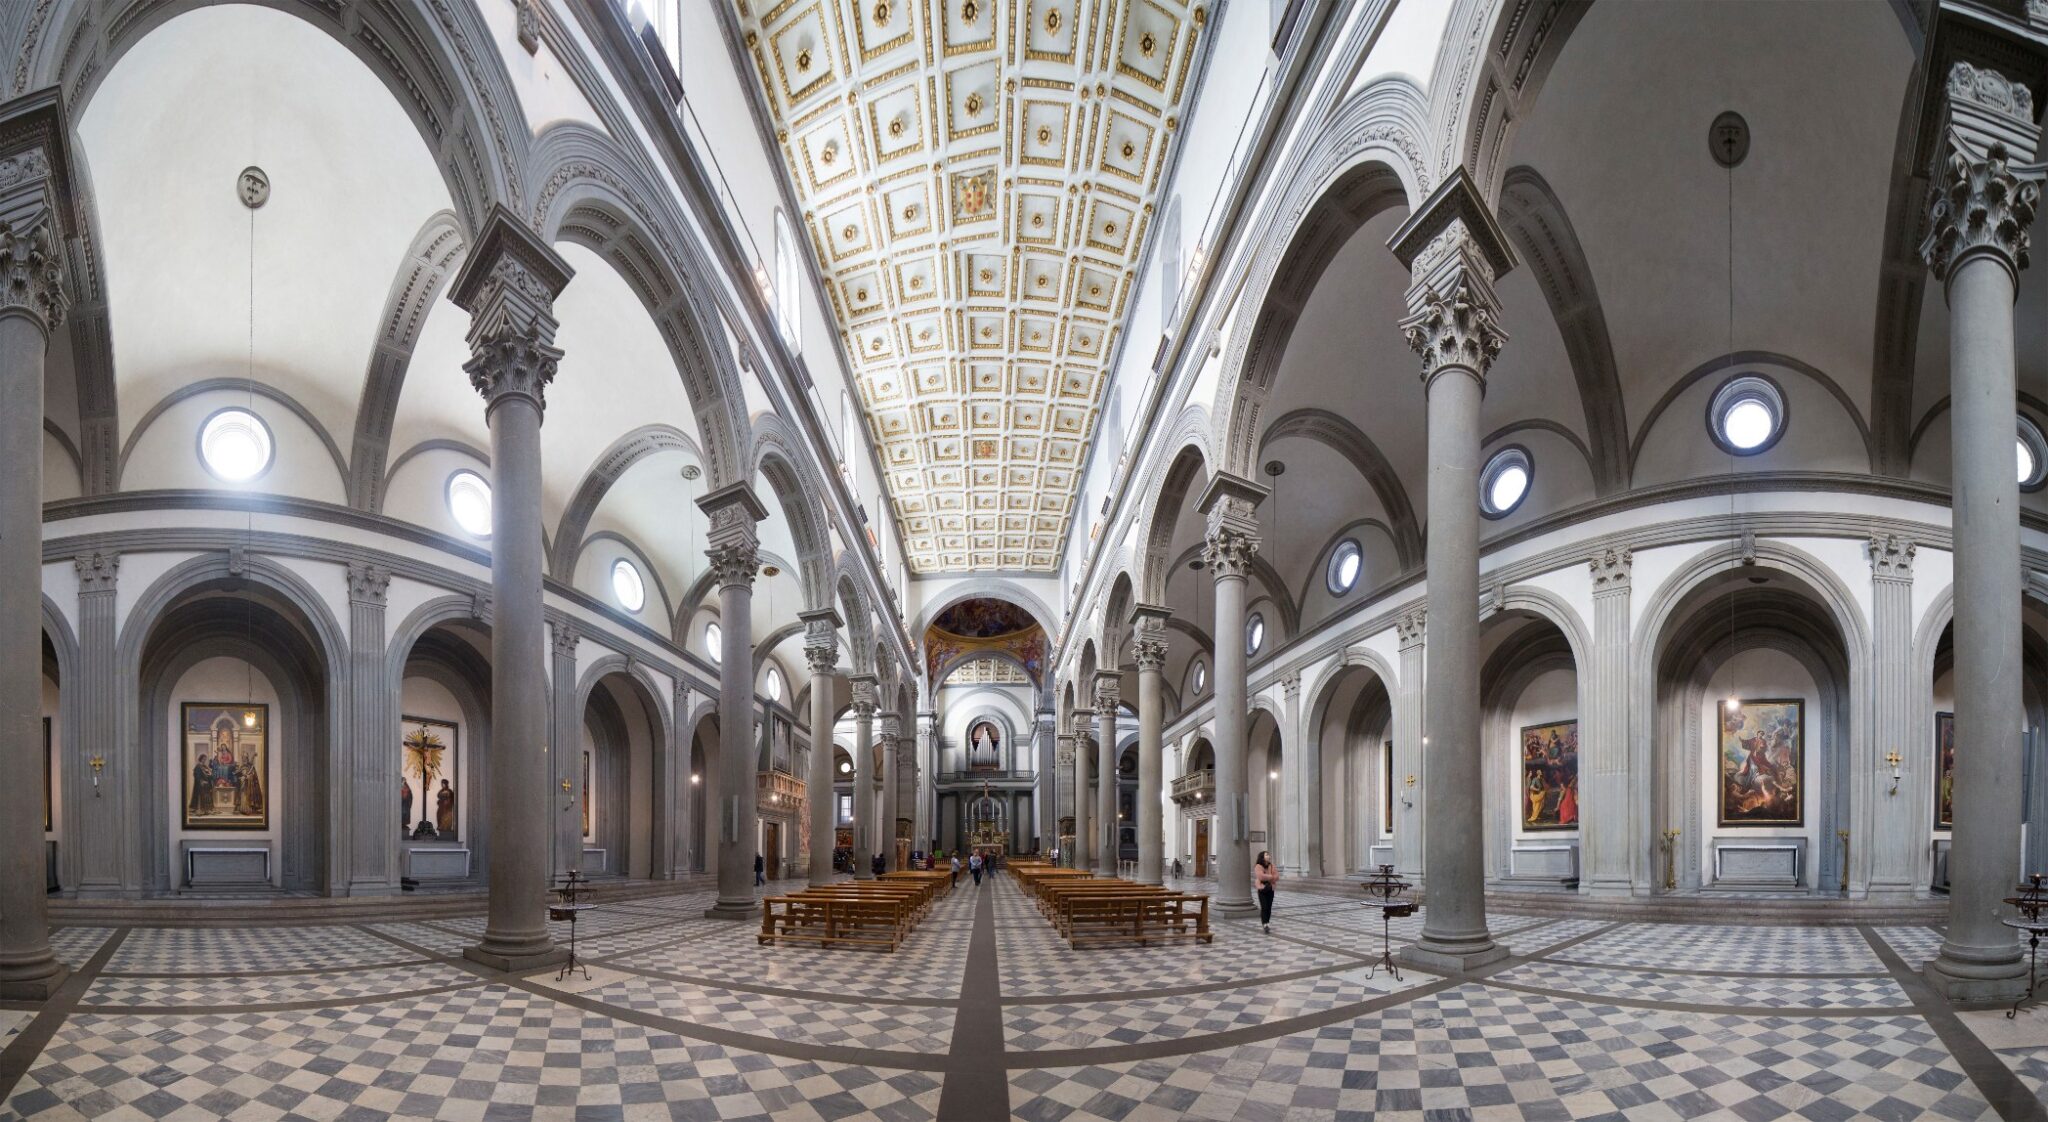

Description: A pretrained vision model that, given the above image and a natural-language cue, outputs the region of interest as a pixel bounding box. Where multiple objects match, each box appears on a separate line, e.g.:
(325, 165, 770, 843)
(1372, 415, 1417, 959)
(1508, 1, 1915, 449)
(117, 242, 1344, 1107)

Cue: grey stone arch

(1212, 79, 1430, 480)
(1101, 569, 1138, 674)
(1627, 351, 1877, 478)
(351, 210, 467, 511)
(1132, 418, 1212, 606)
(547, 423, 703, 579)
(42, 594, 78, 887)
(1259, 409, 1424, 571)
(389, 610, 493, 885)
(571, 655, 673, 880)
(1494, 166, 1627, 494)
(17, 0, 536, 495)
(115, 377, 352, 491)
(1302, 646, 1401, 875)
(1635, 543, 1870, 896)
(1478, 612, 1581, 887)
(836, 571, 876, 677)
(1912, 585, 2048, 889)
(120, 554, 347, 895)
(1246, 697, 1286, 858)
(679, 687, 719, 875)
(1163, 538, 1295, 649)
(528, 123, 750, 491)
(752, 416, 836, 615)
(1295, 517, 1404, 618)
(1422, 0, 1589, 199)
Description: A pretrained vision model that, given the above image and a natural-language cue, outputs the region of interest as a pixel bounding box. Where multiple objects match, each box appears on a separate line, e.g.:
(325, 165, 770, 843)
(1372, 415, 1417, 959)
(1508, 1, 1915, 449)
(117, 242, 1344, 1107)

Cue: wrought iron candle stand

(1358, 864, 1415, 981)
(550, 869, 593, 982)
(2001, 873, 2047, 1019)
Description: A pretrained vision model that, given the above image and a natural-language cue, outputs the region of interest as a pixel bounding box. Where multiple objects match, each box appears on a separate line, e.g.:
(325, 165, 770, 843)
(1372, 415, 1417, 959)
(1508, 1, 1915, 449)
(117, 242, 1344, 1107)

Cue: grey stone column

(1035, 708, 1056, 853)
(68, 552, 118, 897)
(452, 207, 574, 972)
(1055, 732, 1076, 864)
(849, 676, 877, 878)
(1072, 710, 1093, 871)
(1284, 673, 1312, 875)
(1583, 547, 1632, 896)
(1094, 674, 1121, 875)
(701, 484, 767, 919)
(1867, 536, 1918, 899)
(916, 710, 937, 853)
(345, 563, 396, 895)
(1201, 472, 1266, 916)
(1920, 62, 2041, 1002)
(1389, 174, 1516, 974)
(0, 92, 70, 999)
(1393, 607, 1426, 880)
(1132, 606, 1169, 884)
(802, 610, 840, 886)
(548, 620, 580, 879)
(879, 714, 901, 871)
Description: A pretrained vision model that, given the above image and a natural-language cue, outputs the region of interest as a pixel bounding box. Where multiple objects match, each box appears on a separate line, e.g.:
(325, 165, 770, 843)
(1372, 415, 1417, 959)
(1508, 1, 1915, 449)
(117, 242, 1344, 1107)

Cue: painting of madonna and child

(1719, 699, 1804, 827)
(182, 703, 269, 830)
(1520, 721, 1580, 831)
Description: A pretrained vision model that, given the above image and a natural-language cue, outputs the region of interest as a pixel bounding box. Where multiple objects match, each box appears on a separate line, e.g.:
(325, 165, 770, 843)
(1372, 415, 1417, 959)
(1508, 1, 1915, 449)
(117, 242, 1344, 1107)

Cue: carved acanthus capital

(450, 206, 574, 416)
(850, 675, 879, 719)
(1280, 673, 1301, 701)
(805, 641, 839, 676)
(1589, 546, 1633, 592)
(1132, 636, 1168, 672)
(876, 713, 901, 745)
(1093, 673, 1121, 714)
(73, 551, 118, 594)
(698, 482, 768, 593)
(550, 620, 580, 661)
(1201, 524, 1259, 580)
(346, 561, 391, 605)
(0, 206, 65, 331)
(1395, 605, 1427, 647)
(1400, 265, 1507, 385)
(1920, 64, 2042, 283)
(706, 540, 760, 592)
(1868, 534, 1917, 581)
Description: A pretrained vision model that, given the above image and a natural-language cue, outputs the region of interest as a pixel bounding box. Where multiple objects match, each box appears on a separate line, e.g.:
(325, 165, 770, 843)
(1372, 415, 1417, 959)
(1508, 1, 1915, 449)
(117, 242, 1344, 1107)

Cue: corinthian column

(1201, 473, 1267, 916)
(1071, 709, 1093, 871)
(451, 206, 573, 972)
(0, 90, 71, 999)
(1132, 606, 1170, 884)
(1389, 171, 1516, 974)
(700, 484, 768, 919)
(1920, 61, 2041, 1003)
(1094, 673, 1122, 875)
(849, 676, 877, 878)
(878, 712, 901, 872)
(802, 610, 841, 886)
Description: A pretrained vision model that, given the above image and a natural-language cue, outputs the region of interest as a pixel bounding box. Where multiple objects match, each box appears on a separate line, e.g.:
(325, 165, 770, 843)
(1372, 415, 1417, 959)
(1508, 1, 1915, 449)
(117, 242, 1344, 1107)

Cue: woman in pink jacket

(1255, 850, 1280, 933)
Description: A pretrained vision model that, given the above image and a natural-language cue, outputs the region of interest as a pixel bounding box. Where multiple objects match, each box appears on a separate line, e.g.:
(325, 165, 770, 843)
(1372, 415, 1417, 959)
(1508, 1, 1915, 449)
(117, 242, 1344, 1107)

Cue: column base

(0, 962, 69, 1000)
(704, 899, 756, 921)
(1924, 943, 2029, 1005)
(1397, 937, 1509, 976)
(463, 941, 567, 973)
(1216, 898, 1259, 917)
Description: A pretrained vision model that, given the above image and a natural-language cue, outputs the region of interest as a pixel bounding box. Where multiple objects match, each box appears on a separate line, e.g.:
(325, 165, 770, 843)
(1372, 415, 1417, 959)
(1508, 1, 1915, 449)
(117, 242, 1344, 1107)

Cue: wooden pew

(1064, 893, 1213, 947)
(757, 895, 910, 951)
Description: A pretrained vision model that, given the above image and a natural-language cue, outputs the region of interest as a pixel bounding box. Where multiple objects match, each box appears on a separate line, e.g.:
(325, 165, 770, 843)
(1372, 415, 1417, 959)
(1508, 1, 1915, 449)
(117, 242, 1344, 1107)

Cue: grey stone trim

(115, 377, 351, 490)
(348, 211, 467, 512)
(1258, 408, 1424, 569)
(1627, 351, 1876, 477)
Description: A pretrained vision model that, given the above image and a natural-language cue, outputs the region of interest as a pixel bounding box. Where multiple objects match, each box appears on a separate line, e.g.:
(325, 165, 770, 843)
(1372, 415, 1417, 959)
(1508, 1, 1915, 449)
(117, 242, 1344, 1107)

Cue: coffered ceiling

(734, 0, 1205, 573)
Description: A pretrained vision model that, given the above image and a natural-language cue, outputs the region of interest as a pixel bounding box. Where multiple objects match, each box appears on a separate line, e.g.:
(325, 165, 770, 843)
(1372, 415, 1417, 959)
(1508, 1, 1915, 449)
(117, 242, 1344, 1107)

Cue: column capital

(1868, 533, 1918, 582)
(72, 550, 118, 594)
(0, 90, 76, 335)
(549, 619, 580, 661)
(346, 561, 392, 606)
(699, 482, 768, 592)
(450, 205, 574, 416)
(1093, 671, 1121, 712)
(876, 713, 901, 743)
(1132, 635, 1168, 671)
(1589, 545, 1633, 593)
(1389, 169, 1515, 387)
(1198, 474, 1265, 579)
(1396, 604, 1427, 648)
(801, 607, 841, 674)
(1280, 673, 1302, 702)
(850, 674, 879, 717)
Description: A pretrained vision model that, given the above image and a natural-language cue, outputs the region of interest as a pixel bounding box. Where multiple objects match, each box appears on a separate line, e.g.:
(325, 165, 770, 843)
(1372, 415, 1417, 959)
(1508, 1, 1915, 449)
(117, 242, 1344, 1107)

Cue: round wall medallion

(238, 166, 270, 209)
(1709, 111, 1749, 168)
(679, 464, 702, 481)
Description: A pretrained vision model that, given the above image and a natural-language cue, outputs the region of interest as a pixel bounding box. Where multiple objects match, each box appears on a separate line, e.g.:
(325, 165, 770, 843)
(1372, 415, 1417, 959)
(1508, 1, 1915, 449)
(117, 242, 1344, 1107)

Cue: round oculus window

(1707, 374, 1786, 455)
(1480, 447, 1533, 518)
(2019, 415, 2048, 492)
(611, 558, 645, 612)
(1191, 661, 1207, 693)
(198, 408, 274, 483)
(705, 621, 723, 663)
(1327, 539, 1363, 596)
(766, 665, 784, 701)
(1246, 613, 1266, 656)
(446, 470, 493, 538)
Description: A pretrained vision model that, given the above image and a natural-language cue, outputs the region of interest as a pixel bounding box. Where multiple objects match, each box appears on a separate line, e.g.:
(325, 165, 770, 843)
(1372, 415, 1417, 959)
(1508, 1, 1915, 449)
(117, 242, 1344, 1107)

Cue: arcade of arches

(1, 1, 2046, 1119)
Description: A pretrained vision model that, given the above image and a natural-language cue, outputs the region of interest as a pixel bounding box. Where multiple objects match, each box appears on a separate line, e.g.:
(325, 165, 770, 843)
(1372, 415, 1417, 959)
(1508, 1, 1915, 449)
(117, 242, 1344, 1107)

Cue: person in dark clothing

(969, 851, 983, 886)
(754, 853, 766, 886)
(1255, 850, 1279, 932)
(872, 852, 886, 877)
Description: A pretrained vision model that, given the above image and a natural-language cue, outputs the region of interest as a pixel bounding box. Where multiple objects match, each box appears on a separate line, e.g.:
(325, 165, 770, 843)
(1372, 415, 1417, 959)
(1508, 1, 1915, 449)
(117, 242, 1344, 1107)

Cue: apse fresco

(1935, 711, 1955, 830)
(1520, 721, 1579, 831)
(931, 598, 1037, 638)
(182, 703, 269, 830)
(1718, 699, 1803, 827)
(927, 598, 1046, 685)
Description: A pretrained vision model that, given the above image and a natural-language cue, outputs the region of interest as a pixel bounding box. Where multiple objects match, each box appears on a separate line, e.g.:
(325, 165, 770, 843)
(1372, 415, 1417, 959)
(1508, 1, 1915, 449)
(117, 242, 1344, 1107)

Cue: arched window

(705, 621, 724, 664)
(773, 210, 801, 352)
(611, 558, 645, 613)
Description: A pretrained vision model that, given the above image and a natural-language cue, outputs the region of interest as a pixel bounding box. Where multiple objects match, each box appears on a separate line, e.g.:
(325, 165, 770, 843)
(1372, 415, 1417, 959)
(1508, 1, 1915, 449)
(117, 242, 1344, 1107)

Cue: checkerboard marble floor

(2, 875, 2042, 1120)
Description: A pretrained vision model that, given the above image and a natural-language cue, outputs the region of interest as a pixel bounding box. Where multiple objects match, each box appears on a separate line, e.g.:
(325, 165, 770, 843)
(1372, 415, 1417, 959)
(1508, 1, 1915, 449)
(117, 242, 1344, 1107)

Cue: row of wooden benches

(756, 869, 952, 952)
(1011, 862, 1213, 948)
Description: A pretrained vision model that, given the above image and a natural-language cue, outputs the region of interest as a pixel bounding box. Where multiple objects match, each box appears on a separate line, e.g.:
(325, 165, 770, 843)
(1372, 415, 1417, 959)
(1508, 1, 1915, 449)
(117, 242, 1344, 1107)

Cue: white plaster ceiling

(734, 0, 1207, 573)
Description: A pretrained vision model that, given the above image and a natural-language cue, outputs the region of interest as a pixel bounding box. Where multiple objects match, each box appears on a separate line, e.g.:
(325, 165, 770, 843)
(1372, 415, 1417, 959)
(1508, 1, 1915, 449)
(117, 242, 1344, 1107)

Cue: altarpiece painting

(401, 717, 458, 840)
(182, 703, 269, 830)
(1520, 720, 1579, 830)
(1718, 699, 1803, 827)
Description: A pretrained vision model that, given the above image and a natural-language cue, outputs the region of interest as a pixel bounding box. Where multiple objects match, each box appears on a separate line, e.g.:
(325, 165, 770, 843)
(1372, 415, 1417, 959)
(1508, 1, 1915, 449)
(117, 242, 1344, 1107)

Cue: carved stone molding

(1867, 534, 1917, 581)
(1280, 673, 1301, 701)
(449, 207, 574, 416)
(346, 561, 392, 605)
(1132, 636, 1168, 671)
(1400, 263, 1508, 384)
(515, 0, 541, 53)
(706, 541, 760, 592)
(0, 207, 64, 330)
(1921, 133, 2041, 281)
(803, 608, 841, 676)
(72, 550, 117, 594)
(1093, 672, 1121, 713)
(850, 675, 878, 718)
(1589, 545, 1633, 592)
(1947, 61, 2035, 122)
(1201, 525, 1259, 580)
(1395, 605, 1427, 647)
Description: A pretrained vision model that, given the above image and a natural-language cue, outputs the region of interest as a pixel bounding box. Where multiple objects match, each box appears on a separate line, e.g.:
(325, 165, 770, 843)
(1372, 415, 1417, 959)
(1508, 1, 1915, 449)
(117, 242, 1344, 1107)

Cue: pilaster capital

(1589, 545, 1633, 593)
(804, 643, 840, 676)
(0, 92, 77, 335)
(1056, 735, 1075, 766)
(1093, 671, 1121, 713)
(1395, 605, 1427, 648)
(850, 674, 879, 718)
(549, 620, 580, 661)
(1867, 534, 1918, 582)
(450, 206, 574, 416)
(876, 713, 901, 743)
(1130, 602, 1170, 671)
(468, 591, 493, 624)
(72, 550, 118, 595)
(1280, 673, 1302, 702)
(346, 560, 391, 605)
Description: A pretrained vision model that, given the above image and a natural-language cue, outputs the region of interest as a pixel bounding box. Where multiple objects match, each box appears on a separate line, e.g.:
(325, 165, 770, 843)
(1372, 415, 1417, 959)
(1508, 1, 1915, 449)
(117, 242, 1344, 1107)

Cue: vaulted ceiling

(734, 0, 1205, 573)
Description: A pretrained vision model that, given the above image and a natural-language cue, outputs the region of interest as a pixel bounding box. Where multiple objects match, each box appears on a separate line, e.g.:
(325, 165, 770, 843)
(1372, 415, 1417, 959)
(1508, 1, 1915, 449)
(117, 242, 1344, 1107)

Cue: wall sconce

(561, 777, 573, 813)
(1400, 774, 1416, 809)
(88, 755, 106, 796)
(1885, 750, 1902, 796)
